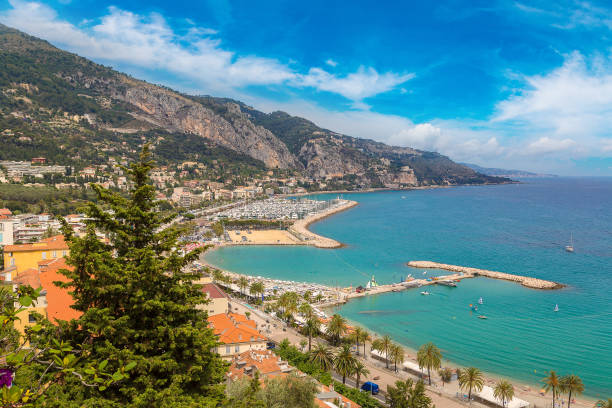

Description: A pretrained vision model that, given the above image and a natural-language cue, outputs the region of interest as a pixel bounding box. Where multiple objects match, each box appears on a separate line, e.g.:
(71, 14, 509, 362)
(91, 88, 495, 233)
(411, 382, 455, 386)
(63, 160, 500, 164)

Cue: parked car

(266, 342, 276, 350)
(360, 381, 379, 395)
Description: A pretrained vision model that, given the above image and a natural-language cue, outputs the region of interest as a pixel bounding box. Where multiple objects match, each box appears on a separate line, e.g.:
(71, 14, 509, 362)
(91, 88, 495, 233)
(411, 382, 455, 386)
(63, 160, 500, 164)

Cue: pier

(406, 261, 564, 290)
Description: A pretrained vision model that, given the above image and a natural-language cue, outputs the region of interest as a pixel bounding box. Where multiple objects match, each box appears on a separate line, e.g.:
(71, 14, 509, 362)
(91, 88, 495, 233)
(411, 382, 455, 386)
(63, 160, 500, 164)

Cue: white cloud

(514, 1, 612, 31)
(524, 137, 576, 154)
(325, 59, 338, 67)
(0, 0, 411, 102)
(295, 66, 414, 104)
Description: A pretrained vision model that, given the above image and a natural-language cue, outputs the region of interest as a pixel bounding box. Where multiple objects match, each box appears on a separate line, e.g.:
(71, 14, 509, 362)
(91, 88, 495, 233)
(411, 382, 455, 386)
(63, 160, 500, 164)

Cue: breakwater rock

(407, 261, 564, 290)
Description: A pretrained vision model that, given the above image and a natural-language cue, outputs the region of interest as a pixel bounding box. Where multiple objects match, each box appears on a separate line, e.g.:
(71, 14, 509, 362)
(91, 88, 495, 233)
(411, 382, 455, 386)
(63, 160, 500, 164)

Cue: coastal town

(0, 8, 610, 408)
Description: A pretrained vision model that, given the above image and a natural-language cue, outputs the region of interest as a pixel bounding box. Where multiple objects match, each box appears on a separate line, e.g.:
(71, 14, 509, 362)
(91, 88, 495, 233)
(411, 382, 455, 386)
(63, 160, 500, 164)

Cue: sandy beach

(227, 229, 302, 245)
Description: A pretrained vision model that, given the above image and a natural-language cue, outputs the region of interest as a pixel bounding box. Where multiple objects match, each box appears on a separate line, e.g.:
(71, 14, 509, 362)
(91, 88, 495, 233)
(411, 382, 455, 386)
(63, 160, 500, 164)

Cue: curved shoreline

(288, 199, 358, 248)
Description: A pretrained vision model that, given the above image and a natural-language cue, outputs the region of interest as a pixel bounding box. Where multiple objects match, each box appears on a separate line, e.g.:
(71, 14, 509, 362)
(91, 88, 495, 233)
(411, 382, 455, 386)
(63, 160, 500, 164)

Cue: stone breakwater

(288, 200, 358, 248)
(407, 261, 564, 289)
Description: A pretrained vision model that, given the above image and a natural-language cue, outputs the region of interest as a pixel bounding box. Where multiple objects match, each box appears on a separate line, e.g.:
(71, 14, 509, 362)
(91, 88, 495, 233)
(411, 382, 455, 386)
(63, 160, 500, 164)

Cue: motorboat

(420, 291, 430, 295)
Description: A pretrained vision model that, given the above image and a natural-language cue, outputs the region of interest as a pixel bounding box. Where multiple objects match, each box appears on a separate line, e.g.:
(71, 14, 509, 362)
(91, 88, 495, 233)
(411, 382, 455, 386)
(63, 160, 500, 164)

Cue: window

(225, 346, 231, 354)
(62, 250, 67, 257)
(28, 314, 36, 323)
(52, 251, 57, 258)
(41, 252, 47, 260)
(0, 233, 3, 242)
(10, 258, 15, 266)
(235, 345, 240, 353)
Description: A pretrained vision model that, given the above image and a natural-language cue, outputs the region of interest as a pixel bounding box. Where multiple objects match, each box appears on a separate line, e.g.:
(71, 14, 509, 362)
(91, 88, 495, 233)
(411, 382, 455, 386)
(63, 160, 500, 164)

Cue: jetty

(288, 200, 358, 248)
(406, 261, 564, 290)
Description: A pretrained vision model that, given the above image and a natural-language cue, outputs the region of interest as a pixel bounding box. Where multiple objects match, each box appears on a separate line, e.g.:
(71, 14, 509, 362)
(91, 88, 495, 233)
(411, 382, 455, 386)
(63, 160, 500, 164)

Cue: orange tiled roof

(4, 235, 69, 253)
(0, 209, 12, 216)
(13, 268, 41, 288)
(208, 313, 266, 344)
(38, 258, 81, 323)
(227, 349, 291, 381)
(228, 312, 256, 328)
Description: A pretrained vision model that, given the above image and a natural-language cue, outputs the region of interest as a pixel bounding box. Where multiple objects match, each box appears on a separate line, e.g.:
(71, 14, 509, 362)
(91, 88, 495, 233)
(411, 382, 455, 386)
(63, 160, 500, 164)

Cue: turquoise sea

(205, 178, 612, 397)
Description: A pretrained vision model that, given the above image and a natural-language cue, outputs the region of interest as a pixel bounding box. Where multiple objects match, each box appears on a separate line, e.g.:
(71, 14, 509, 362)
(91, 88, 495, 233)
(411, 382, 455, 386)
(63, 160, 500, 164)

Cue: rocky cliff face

(113, 81, 299, 169)
(298, 138, 366, 178)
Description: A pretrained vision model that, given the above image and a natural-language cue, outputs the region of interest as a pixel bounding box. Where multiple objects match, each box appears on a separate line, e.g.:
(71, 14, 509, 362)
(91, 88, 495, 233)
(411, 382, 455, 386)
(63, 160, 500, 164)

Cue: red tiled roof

(4, 235, 69, 252)
(0, 209, 12, 216)
(38, 258, 81, 323)
(202, 283, 228, 299)
(13, 268, 41, 288)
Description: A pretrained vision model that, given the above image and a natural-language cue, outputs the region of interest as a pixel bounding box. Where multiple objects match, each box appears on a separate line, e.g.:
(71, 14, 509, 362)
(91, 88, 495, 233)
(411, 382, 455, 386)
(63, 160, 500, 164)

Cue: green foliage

(386, 378, 432, 408)
(417, 342, 442, 385)
(224, 372, 317, 408)
(40, 147, 227, 407)
(0, 184, 96, 216)
(275, 340, 383, 408)
(331, 381, 383, 408)
(0, 286, 132, 407)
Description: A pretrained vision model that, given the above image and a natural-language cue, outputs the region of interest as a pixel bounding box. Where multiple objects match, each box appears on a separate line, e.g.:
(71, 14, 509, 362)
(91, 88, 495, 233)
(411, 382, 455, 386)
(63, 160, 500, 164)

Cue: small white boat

(565, 233, 574, 252)
(478, 315, 488, 320)
(554, 304, 559, 312)
(420, 291, 430, 296)
(478, 297, 483, 305)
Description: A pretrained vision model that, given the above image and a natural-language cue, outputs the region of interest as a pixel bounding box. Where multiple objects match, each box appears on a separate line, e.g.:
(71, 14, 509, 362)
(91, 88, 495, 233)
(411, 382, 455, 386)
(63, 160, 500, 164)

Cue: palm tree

(238, 276, 249, 299)
(309, 343, 334, 371)
(350, 327, 363, 355)
(439, 367, 453, 387)
(458, 367, 485, 400)
(302, 316, 320, 351)
(334, 344, 357, 384)
(390, 344, 405, 373)
(561, 375, 584, 408)
(542, 370, 561, 408)
(298, 302, 313, 318)
(371, 335, 393, 369)
(357, 329, 370, 358)
(387, 378, 432, 408)
(493, 380, 515, 408)
(417, 342, 442, 385)
(595, 399, 612, 408)
(326, 314, 347, 346)
(303, 290, 312, 303)
(299, 339, 308, 352)
(353, 360, 370, 389)
(315, 293, 324, 303)
(249, 281, 264, 303)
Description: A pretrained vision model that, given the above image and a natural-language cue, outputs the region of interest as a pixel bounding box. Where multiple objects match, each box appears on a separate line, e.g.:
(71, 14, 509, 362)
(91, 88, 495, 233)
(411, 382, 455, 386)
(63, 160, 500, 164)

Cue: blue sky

(1, 0, 612, 175)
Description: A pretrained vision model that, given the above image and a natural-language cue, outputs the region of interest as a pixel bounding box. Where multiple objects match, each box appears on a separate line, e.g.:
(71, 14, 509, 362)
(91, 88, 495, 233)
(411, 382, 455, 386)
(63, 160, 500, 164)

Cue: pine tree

(44, 147, 227, 407)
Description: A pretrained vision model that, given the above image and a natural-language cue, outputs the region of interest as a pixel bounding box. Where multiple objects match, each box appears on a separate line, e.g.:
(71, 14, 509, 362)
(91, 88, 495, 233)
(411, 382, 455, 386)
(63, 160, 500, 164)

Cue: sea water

(204, 178, 612, 397)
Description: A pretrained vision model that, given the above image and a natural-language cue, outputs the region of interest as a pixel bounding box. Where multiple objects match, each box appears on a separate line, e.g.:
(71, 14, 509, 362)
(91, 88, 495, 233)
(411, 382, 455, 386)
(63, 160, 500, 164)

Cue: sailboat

(478, 297, 483, 305)
(554, 304, 559, 312)
(565, 233, 574, 252)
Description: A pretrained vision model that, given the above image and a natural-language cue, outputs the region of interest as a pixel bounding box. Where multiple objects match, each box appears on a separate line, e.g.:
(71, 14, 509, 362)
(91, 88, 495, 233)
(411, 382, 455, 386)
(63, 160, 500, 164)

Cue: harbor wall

(406, 261, 564, 290)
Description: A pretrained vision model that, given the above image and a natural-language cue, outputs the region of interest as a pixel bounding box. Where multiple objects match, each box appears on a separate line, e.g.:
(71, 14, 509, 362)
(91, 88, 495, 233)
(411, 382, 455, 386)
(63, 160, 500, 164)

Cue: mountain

(460, 163, 555, 178)
(0, 23, 510, 188)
